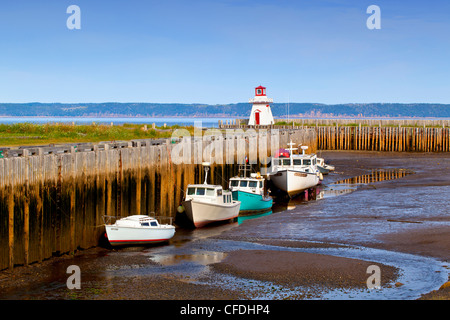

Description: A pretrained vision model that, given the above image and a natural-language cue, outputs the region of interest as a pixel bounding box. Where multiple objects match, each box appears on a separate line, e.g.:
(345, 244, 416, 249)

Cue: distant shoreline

(1, 115, 450, 120)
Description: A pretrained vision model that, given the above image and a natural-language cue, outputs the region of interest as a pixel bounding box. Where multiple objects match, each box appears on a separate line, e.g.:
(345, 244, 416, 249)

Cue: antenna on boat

(301, 145, 308, 155)
(202, 162, 210, 184)
(287, 139, 297, 154)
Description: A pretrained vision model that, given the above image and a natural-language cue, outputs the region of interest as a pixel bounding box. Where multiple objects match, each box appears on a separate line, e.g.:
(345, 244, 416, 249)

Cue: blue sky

(0, 0, 449, 104)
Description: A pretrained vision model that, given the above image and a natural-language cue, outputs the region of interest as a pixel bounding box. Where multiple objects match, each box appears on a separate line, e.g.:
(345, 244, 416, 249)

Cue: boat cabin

(229, 174, 266, 195)
(185, 184, 234, 204)
(271, 154, 318, 173)
(114, 215, 160, 228)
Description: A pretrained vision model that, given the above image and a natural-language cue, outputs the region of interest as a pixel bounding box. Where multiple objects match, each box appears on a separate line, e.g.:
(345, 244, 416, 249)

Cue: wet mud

(0, 151, 449, 300)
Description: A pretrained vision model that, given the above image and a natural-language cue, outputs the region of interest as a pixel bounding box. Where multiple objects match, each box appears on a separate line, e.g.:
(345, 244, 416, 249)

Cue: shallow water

(130, 237, 448, 300)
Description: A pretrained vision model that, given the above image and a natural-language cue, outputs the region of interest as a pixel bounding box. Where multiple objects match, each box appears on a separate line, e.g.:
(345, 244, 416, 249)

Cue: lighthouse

(248, 85, 275, 126)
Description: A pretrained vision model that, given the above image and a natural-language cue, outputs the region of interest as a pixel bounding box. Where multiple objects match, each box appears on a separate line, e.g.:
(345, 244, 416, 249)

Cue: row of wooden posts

(317, 125, 450, 152)
(218, 121, 450, 153)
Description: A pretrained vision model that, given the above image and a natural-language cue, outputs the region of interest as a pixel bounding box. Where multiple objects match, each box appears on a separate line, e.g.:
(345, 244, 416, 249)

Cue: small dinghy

(103, 215, 175, 246)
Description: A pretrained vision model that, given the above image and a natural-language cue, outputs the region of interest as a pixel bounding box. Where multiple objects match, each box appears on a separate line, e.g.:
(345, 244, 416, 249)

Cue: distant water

(0, 117, 235, 128)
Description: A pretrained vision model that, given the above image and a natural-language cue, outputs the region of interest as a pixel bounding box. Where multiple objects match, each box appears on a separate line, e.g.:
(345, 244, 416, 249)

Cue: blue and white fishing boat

(229, 168, 273, 213)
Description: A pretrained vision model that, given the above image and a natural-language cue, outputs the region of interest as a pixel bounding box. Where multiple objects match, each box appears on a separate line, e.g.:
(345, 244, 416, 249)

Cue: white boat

(317, 157, 335, 174)
(104, 215, 175, 246)
(268, 142, 321, 197)
(181, 163, 240, 228)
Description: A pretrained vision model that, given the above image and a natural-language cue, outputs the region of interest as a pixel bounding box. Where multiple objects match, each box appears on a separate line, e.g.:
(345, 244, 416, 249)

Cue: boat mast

(202, 162, 210, 184)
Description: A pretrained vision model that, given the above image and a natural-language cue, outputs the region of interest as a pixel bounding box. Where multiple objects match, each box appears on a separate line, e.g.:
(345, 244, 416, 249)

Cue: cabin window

(141, 222, 149, 226)
(273, 159, 280, 166)
(223, 195, 226, 203)
(304, 159, 311, 165)
(231, 180, 239, 187)
(259, 181, 263, 188)
(206, 188, 215, 196)
(188, 187, 195, 195)
(293, 159, 302, 166)
(150, 221, 158, 227)
(228, 195, 231, 203)
(249, 181, 257, 188)
(313, 158, 316, 165)
(196, 188, 205, 195)
(283, 159, 291, 166)
(217, 189, 222, 196)
(240, 181, 248, 187)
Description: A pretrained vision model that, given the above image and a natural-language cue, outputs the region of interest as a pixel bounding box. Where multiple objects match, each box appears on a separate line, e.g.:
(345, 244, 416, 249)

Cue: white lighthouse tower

(248, 85, 275, 126)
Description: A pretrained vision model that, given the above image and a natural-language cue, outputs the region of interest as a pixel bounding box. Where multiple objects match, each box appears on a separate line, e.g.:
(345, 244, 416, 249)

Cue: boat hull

(231, 190, 273, 213)
(182, 199, 240, 228)
(270, 169, 319, 197)
(105, 225, 175, 246)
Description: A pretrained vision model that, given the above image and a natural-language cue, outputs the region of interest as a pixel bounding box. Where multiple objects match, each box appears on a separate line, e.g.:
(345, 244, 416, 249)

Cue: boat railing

(238, 164, 252, 177)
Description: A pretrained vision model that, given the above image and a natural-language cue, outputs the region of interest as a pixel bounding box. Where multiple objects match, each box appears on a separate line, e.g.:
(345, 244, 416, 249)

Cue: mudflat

(0, 151, 449, 300)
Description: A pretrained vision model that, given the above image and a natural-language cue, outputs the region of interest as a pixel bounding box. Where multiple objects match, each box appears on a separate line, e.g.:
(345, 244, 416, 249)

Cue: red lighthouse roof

(255, 86, 266, 96)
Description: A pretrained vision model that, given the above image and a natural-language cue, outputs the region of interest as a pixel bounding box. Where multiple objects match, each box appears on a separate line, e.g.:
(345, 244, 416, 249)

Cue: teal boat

(229, 173, 273, 213)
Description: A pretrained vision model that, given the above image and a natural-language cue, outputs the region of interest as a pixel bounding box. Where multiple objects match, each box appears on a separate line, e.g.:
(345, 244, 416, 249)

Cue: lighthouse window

(257, 89, 262, 95)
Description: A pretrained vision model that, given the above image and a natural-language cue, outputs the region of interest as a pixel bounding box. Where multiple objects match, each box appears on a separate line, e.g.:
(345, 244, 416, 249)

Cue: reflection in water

(149, 251, 227, 266)
(316, 185, 356, 200)
(238, 210, 272, 225)
(333, 168, 414, 185)
(271, 168, 415, 212)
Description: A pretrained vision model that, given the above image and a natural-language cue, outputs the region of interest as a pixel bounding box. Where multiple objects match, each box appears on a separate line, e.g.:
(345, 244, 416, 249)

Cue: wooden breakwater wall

(219, 119, 450, 152)
(0, 128, 315, 270)
(316, 125, 450, 152)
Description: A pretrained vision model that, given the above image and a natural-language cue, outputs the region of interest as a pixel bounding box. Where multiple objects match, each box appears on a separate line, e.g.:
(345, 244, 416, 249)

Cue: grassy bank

(0, 123, 193, 147)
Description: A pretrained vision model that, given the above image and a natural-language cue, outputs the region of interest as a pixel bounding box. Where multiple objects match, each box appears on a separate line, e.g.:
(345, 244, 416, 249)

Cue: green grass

(0, 123, 195, 147)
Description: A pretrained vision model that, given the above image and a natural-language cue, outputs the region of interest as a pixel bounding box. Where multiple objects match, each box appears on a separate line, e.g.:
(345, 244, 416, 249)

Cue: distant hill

(0, 102, 449, 118)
